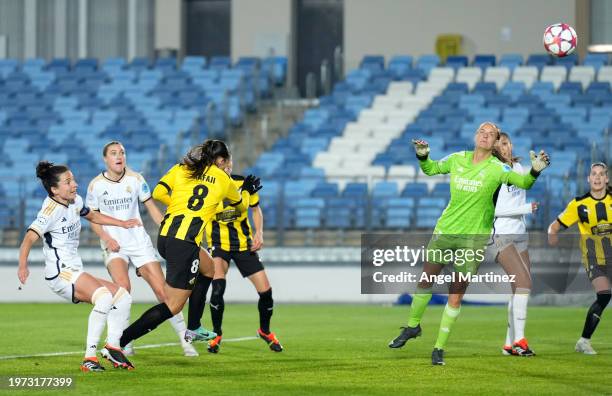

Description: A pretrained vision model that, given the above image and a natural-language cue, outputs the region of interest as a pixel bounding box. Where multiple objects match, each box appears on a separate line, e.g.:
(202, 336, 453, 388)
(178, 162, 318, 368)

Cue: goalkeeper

(388, 122, 550, 365)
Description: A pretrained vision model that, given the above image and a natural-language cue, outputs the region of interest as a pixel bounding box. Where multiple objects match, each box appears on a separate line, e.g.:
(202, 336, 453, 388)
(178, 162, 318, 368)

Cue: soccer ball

(543, 23, 577, 57)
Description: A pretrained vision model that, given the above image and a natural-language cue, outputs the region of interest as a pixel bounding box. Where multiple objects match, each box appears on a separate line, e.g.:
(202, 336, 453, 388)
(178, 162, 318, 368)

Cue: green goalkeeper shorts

(425, 233, 488, 275)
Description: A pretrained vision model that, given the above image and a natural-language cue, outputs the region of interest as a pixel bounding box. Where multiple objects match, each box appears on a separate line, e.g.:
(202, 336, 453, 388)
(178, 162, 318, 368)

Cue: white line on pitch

(0, 336, 258, 360)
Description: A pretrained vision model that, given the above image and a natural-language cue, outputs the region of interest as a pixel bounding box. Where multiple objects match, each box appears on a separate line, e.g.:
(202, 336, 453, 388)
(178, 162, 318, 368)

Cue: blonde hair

(477, 121, 501, 140)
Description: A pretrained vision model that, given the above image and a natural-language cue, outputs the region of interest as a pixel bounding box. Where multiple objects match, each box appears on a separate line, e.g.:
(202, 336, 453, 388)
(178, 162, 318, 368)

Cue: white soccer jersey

(28, 195, 89, 279)
(493, 162, 532, 235)
(86, 168, 152, 249)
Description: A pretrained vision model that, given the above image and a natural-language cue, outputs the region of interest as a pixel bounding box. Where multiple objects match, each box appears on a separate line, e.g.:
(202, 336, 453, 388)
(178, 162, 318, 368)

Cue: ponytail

(182, 139, 231, 179)
(36, 161, 70, 196)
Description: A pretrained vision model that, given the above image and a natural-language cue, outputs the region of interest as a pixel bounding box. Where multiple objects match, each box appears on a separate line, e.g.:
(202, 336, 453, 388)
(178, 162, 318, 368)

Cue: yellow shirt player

(548, 162, 611, 355)
(119, 140, 263, 353)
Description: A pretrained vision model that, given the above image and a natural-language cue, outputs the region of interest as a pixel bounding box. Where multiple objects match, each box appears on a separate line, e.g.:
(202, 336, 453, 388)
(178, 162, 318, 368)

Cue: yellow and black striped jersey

(557, 192, 612, 266)
(204, 175, 260, 252)
(153, 164, 247, 245)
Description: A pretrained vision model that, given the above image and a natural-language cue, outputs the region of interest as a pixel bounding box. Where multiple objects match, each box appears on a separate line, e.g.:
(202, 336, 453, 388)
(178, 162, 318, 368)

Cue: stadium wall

(344, 0, 577, 71)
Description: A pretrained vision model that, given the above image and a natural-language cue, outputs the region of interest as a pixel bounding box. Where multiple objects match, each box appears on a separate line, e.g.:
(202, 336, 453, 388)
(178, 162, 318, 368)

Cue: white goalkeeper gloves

(412, 139, 430, 159)
(529, 150, 550, 173)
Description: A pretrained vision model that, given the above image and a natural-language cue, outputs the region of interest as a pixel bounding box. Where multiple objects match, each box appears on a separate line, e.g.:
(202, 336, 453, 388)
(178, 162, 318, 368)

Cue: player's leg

(247, 265, 283, 352)
(206, 257, 228, 353)
(74, 272, 132, 370)
(120, 237, 198, 350)
(576, 273, 611, 355)
(430, 278, 468, 365)
(185, 247, 214, 335)
(105, 256, 135, 354)
(497, 244, 534, 356)
(389, 261, 443, 348)
(137, 260, 197, 356)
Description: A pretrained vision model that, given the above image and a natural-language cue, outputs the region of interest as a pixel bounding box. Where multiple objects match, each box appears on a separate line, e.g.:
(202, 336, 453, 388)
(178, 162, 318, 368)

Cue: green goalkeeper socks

(407, 288, 432, 327)
(434, 304, 461, 349)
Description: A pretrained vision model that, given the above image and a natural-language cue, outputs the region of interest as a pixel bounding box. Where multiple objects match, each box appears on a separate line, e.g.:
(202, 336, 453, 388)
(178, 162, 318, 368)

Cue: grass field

(1, 303, 611, 395)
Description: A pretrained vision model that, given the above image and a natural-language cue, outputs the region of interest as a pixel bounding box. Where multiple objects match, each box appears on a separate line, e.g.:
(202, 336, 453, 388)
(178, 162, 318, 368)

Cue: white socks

(107, 287, 132, 347)
(505, 295, 514, 346)
(512, 290, 530, 342)
(86, 287, 113, 359)
(505, 289, 530, 345)
(168, 312, 187, 341)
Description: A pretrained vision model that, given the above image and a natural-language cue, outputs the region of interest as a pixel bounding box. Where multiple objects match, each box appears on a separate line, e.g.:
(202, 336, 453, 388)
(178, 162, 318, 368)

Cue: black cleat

(207, 335, 222, 354)
(101, 345, 135, 370)
(512, 338, 536, 357)
(80, 358, 105, 372)
(431, 348, 445, 365)
(257, 329, 283, 352)
(388, 325, 422, 348)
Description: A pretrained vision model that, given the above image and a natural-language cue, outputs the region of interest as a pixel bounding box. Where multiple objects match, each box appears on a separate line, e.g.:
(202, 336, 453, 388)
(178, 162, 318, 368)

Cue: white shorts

(102, 239, 159, 269)
(487, 234, 529, 261)
(45, 269, 84, 304)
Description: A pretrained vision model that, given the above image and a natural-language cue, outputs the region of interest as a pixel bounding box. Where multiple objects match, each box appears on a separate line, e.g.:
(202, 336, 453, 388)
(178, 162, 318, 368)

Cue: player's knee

(596, 291, 611, 309)
(258, 288, 273, 310)
(91, 286, 113, 311)
(211, 279, 226, 303)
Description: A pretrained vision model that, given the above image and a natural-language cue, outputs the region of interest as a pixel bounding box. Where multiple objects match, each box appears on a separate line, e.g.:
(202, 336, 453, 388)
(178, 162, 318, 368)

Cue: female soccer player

(18, 161, 140, 371)
(492, 132, 538, 357)
(86, 141, 197, 357)
(202, 159, 282, 353)
(548, 162, 611, 355)
(118, 140, 262, 358)
(388, 122, 550, 365)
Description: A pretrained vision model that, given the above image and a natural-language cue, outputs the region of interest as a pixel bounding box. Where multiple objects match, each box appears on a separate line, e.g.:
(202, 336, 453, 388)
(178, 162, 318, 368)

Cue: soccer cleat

(80, 358, 105, 372)
(257, 329, 283, 352)
(512, 338, 535, 357)
(101, 345, 135, 370)
(181, 338, 199, 357)
(184, 326, 217, 343)
(207, 335, 223, 354)
(431, 348, 445, 365)
(388, 325, 422, 348)
(502, 345, 517, 356)
(575, 338, 597, 355)
(124, 342, 135, 357)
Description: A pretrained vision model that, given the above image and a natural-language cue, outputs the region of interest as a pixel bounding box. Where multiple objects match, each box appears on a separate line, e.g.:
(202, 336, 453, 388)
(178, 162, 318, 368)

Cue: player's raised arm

(153, 164, 180, 206)
(503, 150, 550, 189)
(227, 174, 262, 212)
(17, 229, 39, 285)
(412, 139, 452, 176)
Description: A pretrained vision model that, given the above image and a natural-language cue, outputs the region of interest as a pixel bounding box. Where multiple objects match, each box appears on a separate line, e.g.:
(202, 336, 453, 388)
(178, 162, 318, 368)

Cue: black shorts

(210, 247, 264, 278)
(158, 235, 200, 290)
(585, 263, 611, 282)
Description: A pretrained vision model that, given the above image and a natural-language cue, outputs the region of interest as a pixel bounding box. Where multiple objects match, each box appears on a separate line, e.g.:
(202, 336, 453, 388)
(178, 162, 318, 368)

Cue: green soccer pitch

(0, 303, 610, 395)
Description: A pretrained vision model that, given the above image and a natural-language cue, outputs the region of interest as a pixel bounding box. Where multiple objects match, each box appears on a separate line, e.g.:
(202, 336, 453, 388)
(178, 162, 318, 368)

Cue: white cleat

(124, 342, 135, 357)
(575, 338, 597, 355)
(182, 340, 199, 357)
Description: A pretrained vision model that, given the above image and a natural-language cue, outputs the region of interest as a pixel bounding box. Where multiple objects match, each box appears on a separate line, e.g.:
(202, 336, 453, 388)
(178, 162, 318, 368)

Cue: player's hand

(529, 150, 550, 173)
(122, 219, 142, 228)
(251, 232, 264, 252)
(104, 237, 121, 253)
(18, 264, 29, 285)
(242, 175, 263, 194)
(531, 202, 539, 213)
(548, 232, 559, 246)
(412, 139, 430, 158)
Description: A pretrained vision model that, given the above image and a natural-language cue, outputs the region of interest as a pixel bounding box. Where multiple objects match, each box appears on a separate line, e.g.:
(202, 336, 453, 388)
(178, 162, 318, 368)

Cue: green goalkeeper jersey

(419, 151, 538, 235)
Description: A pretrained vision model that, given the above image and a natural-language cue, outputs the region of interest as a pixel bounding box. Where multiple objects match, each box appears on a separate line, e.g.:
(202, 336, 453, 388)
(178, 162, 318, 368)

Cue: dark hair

(103, 141, 124, 156)
(36, 161, 70, 196)
(182, 139, 231, 179)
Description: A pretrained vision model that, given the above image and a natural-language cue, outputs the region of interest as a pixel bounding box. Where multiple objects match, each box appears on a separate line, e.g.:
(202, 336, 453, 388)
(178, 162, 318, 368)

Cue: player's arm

(18, 230, 39, 285)
(90, 219, 120, 253)
(226, 174, 262, 212)
(495, 202, 537, 217)
(152, 165, 179, 206)
(412, 139, 452, 175)
(251, 205, 264, 252)
(502, 150, 550, 189)
(84, 209, 141, 228)
(144, 199, 164, 225)
(548, 199, 578, 246)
